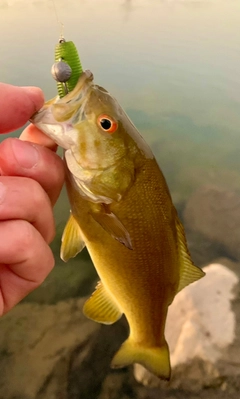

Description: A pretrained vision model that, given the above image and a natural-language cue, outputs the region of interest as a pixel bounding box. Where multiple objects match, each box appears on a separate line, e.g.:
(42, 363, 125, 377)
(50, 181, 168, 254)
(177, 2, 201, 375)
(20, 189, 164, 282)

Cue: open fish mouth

(31, 70, 93, 123)
(30, 70, 94, 149)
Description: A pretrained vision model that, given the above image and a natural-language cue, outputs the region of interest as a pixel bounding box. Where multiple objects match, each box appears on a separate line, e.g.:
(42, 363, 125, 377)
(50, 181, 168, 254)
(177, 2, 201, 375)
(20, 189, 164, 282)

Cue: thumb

(0, 84, 44, 134)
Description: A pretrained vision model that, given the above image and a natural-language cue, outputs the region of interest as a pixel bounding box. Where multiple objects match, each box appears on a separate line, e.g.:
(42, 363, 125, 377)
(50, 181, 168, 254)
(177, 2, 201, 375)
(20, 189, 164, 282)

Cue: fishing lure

(51, 37, 83, 97)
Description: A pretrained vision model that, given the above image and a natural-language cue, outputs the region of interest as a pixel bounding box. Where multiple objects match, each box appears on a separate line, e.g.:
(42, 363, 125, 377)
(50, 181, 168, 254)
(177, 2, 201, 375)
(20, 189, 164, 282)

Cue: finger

(0, 220, 54, 315)
(0, 138, 65, 205)
(20, 124, 58, 151)
(0, 84, 44, 134)
(0, 177, 55, 243)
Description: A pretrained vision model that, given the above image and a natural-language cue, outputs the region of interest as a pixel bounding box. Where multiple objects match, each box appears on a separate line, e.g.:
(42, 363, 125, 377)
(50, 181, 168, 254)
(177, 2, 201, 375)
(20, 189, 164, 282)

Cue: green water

(1, 0, 240, 302)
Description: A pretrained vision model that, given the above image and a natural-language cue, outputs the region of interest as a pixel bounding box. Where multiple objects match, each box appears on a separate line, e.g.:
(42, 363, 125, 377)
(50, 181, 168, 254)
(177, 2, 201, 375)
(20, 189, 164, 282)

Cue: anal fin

(60, 213, 85, 262)
(83, 281, 122, 325)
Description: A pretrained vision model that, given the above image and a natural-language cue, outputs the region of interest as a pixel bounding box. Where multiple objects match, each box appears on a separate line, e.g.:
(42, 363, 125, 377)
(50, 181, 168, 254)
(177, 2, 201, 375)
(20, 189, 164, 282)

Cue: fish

(31, 69, 205, 380)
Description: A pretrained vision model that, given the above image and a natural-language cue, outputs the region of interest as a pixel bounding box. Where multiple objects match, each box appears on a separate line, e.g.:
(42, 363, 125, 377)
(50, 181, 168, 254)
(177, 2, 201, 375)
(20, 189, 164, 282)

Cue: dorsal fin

(175, 214, 205, 293)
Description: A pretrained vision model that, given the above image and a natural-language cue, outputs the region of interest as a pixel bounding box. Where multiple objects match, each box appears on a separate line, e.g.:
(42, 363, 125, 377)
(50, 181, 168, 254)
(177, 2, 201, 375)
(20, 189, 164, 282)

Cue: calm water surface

(0, 0, 240, 296)
(1, 0, 240, 200)
(0, 1, 240, 395)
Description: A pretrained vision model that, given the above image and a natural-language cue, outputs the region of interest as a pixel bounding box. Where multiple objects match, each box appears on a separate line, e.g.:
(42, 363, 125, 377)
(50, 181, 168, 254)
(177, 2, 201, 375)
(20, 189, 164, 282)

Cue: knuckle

(15, 221, 37, 256)
(15, 220, 55, 278)
(46, 223, 56, 244)
(27, 179, 56, 243)
(36, 247, 55, 284)
(30, 179, 51, 210)
(45, 154, 65, 204)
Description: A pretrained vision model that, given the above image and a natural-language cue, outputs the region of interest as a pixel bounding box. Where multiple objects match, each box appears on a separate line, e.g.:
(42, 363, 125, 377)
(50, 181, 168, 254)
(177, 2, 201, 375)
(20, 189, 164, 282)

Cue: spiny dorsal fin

(60, 213, 85, 262)
(176, 214, 205, 293)
(83, 281, 122, 325)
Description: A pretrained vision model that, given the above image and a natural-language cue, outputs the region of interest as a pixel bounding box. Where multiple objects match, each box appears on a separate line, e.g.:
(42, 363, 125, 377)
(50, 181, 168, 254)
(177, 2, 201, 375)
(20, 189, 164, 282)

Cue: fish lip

(30, 70, 94, 125)
(29, 69, 96, 150)
(58, 69, 94, 104)
(30, 107, 51, 124)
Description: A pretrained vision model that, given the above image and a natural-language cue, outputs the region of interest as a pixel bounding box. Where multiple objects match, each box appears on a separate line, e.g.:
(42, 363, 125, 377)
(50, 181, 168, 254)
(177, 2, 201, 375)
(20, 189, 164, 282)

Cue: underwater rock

(21, 255, 97, 305)
(0, 298, 99, 399)
(183, 185, 240, 261)
(0, 296, 128, 399)
(67, 317, 128, 399)
(134, 260, 240, 391)
(184, 229, 228, 266)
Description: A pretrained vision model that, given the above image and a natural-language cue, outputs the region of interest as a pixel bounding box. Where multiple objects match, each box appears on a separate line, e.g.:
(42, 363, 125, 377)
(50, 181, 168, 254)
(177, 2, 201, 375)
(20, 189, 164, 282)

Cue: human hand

(0, 83, 65, 315)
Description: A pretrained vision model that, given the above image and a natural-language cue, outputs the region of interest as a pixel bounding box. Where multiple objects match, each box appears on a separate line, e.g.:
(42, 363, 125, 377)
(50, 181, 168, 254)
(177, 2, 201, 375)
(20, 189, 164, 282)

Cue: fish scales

(31, 70, 205, 380)
(65, 158, 176, 347)
(67, 157, 179, 297)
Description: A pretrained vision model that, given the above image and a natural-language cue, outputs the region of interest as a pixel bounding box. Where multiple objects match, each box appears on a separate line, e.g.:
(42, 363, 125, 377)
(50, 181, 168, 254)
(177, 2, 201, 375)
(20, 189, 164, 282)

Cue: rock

(0, 298, 99, 399)
(98, 370, 135, 399)
(68, 318, 129, 399)
(134, 261, 240, 391)
(185, 229, 228, 267)
(168, 263, 238, 366)
(183, 186, 240, 261)
(22, 255, 97, 305)
(0, 296, 129, 399)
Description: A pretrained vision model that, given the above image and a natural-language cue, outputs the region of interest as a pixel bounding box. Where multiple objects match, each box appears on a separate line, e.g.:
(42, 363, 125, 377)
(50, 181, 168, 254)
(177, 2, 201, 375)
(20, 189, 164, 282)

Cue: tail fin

(111, 338, 171, 380)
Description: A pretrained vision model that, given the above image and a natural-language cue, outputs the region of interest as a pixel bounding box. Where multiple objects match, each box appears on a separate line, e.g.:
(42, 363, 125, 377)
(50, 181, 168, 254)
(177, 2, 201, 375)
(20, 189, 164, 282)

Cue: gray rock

(0, 298, 99, 399)
(0, 296, 129, 399)
(185, 229, 228, 266)
(21, 256, 97, 305)
(68, 318, 129, 399)
(183, 186, 240, 261)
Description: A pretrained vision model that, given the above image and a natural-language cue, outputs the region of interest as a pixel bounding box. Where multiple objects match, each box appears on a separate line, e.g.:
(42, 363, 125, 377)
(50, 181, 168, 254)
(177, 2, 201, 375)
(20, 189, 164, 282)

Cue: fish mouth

(31, 70, 93, 123)
(30, 70, 94, 149)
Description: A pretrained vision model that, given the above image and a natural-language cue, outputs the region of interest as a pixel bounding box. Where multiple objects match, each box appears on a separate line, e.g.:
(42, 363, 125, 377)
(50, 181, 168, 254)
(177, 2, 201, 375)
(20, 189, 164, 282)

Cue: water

(1, 1, 240, 201)
(0, 0, 239, 300)
(1, 0, 240, 292)
(0, 1, 240, 396)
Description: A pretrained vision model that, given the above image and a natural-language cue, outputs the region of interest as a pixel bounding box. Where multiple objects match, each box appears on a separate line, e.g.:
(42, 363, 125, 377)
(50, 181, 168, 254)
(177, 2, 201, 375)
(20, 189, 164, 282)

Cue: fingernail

(0, 182, 6, 205)
(21, 86, 45, 112)
(11, 139, 39, 169)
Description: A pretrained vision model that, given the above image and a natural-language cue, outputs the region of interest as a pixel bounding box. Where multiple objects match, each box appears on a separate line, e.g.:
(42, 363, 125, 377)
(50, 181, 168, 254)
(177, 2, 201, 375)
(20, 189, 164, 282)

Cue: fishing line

(50, 0, 64, 39)
(49, 0, 83, 98)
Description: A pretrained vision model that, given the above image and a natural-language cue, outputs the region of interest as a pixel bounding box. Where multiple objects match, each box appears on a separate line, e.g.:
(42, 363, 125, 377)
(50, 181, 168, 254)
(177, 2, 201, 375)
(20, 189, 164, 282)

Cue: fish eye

(97, 114, 118, 134)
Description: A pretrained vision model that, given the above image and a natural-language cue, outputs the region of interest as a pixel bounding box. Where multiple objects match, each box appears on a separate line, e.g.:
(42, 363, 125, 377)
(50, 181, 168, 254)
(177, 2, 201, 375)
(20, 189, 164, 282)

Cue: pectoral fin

(176, 214, 205, 293)
(83, 281, 122, 324)
(60, 213, 85, 262)
(90, 207, 132, 250)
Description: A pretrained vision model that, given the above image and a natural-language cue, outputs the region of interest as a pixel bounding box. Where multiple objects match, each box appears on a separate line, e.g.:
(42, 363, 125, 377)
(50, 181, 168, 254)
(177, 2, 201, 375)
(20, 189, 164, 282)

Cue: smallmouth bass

(31, 70, 205, 380)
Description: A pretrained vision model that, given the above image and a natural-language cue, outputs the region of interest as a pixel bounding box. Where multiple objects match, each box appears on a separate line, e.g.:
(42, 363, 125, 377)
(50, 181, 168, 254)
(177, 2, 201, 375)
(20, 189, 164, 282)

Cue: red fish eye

(97, 114, 118, 134)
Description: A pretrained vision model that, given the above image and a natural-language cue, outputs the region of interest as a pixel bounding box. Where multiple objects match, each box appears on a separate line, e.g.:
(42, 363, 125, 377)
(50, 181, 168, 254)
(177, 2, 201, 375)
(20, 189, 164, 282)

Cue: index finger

(0, 83, 44, 134)
(20, 123, 58, 151)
